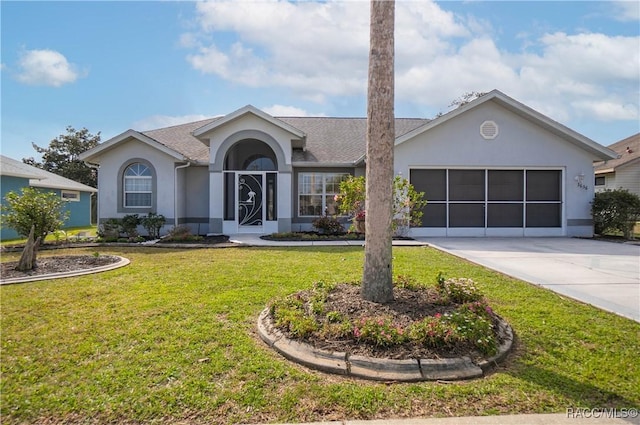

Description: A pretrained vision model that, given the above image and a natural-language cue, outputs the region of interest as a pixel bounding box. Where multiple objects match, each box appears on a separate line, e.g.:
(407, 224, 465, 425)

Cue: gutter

(174, 161, 191, 228)
(83, 161, 100, 227)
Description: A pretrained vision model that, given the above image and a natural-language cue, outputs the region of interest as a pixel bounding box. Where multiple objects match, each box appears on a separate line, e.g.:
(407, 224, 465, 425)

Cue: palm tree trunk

(362, 0, 395, 303)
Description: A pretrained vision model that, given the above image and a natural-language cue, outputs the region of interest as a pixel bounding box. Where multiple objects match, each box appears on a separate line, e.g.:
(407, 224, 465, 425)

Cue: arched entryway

(223, 139, 278, 233)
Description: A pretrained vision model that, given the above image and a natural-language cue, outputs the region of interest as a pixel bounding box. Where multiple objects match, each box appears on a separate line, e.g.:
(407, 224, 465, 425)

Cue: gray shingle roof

(142, 118, 220, 163)
(0, 155, 97, 192)
(139, 116, 429, 165)
(594, 133, 640, 173)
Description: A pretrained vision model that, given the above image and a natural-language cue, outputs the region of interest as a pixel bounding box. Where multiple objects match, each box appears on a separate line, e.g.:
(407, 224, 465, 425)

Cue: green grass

(1, 225, 98, 245)
(1, 246, 639, 424)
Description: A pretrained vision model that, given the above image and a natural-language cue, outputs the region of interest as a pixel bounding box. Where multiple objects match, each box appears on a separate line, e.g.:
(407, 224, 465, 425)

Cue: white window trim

(124, 165, 153, 208)
(298, 172, 350, 217)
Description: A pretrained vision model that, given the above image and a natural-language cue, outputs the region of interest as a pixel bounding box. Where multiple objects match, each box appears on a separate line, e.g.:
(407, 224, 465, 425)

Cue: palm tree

(362, 0, 395, 303)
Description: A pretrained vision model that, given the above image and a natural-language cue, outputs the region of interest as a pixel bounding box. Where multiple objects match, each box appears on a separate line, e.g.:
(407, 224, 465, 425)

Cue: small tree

(1, 187, 70, 270)
(592, 189, 640, 239)
(336, 175, 426, 236)
(2, 187, 70, 243)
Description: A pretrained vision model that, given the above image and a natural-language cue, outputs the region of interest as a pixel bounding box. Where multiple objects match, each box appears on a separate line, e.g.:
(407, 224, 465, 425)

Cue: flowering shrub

(409, 304, 498, 355)
(312, 215, 344, 235)
(436, 274, 484, 304)
(393, 275, 426, 290)
(353, 316, 407, 347)
(270, 276, 499, 356)
(335, 175, 427, 235)
(446, 301, 497, 355)
(408, 314, 457, 348)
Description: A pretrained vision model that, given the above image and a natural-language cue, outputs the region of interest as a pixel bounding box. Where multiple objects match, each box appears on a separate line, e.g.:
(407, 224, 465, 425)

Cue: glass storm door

(238, 174, 264, 227)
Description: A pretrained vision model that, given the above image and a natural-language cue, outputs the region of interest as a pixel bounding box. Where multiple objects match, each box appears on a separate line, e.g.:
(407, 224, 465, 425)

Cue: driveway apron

(422, 237, 640, 322)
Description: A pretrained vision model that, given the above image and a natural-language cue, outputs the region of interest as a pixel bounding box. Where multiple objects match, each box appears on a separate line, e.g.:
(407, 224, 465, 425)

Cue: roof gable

(396, 89, 617, 161)
(193, 105, 306, 148)
(79, 129, 190, 163)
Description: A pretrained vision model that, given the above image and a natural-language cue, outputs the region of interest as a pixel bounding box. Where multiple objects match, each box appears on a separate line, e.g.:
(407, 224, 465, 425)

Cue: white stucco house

(594, 133, 640, 197)
(79, 90, 617, 238)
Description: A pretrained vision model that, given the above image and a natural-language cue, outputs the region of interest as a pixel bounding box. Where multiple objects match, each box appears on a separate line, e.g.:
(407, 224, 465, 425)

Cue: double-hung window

(298, 172, 350, 216)
(124, 163, 152, 207)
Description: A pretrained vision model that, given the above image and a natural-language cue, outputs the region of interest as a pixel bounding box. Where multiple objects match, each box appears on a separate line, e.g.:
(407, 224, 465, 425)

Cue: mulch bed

(1, 255, 122, 280)
(276, 283, 499, 361)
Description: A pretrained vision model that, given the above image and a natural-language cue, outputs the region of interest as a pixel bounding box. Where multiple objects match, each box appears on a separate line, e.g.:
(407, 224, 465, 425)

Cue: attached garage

(394, 91, 618, 238)
(410, 168, 563, 236)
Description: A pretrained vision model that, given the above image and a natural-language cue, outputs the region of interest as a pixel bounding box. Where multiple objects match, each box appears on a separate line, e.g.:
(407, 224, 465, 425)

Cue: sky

(1, 0, 639, 162)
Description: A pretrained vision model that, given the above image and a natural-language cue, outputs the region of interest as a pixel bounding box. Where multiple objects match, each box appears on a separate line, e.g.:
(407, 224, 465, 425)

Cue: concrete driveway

(422, 238, 640, 322)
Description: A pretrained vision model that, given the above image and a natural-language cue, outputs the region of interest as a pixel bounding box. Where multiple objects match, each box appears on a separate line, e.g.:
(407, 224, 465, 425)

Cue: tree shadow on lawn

(507, 361, 637, 408)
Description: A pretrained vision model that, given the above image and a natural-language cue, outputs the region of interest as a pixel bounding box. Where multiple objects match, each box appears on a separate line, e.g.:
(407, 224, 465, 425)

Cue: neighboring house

(593, 133, 640, 197)
(79, 89, 617, 238)
(0, 155, 98, 240)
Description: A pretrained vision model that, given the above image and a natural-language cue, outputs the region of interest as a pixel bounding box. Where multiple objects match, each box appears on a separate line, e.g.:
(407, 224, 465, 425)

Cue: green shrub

(436, 274, 484, 304)
(592, 189, 640, 239)
(141, 212, 166, 239)
(98, 218, 121, 240)
(353, 316, 408, 347)
(312, 215, 344, 235)
(120, 214, 140, 238)
(163, 225, 203, 242)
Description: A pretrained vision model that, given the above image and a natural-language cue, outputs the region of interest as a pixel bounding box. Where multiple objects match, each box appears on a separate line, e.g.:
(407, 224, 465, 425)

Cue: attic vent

(480, 120, 499, 140)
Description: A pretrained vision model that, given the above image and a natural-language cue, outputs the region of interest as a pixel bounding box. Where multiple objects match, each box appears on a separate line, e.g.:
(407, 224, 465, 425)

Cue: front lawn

(1, 246, 638, 424)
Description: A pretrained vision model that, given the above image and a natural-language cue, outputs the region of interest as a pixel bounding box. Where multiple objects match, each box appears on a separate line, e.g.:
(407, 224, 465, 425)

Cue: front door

(238, 174, 264, 229)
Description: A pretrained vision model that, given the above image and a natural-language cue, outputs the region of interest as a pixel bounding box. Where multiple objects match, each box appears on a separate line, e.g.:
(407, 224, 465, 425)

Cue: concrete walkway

(229, 235, 639, 322)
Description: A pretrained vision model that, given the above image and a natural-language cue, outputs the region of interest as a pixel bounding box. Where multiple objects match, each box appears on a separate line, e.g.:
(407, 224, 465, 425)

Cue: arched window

(123, 163, 152, 207)
(243, 154, 276, 171)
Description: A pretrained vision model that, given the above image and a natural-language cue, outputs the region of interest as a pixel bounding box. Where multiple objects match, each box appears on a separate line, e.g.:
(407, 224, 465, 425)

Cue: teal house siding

(0, 155, 97, 242)
(1, 175, 30, 240)
(63, 190, 93, 228)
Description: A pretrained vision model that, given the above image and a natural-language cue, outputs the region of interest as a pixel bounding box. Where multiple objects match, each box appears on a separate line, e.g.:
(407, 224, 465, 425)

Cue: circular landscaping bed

(0, 255, 128, 284)
(260, 275, 513, 381)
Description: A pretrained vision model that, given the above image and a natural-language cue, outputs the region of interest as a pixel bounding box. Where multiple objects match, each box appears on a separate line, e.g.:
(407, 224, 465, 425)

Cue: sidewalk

(255, 412, 639, 425)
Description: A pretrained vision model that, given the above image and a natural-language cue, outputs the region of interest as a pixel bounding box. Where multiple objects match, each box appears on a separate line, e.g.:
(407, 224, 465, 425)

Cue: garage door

(410, 169, 563, 236)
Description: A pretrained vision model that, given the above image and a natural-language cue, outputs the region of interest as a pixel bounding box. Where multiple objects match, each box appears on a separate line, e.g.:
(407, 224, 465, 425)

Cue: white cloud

(133, 114, 214, 131)
(611, 1, 639, 22)
(182, 0, 639, 124)
(16, 49, 81, 87)
(261, 105, 325, 117)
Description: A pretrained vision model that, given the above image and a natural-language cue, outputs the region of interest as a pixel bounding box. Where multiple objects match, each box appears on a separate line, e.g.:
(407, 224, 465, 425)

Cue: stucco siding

(182, 165, 210, 234)
(394, 102, 598, 236)
(94, 139, 179, 222)
(206, 115, 295, 170)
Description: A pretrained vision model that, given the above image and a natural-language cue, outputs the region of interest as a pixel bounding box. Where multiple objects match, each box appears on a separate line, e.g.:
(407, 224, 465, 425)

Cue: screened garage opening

(410, 168, 563, 236)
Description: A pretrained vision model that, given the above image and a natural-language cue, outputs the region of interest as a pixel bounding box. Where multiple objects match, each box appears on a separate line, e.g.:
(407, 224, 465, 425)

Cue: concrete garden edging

(0, 256, 130, 285)
(257, 308, 513, 382)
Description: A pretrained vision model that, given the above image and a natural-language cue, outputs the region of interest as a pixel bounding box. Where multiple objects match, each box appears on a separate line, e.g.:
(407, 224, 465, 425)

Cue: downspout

(174, 161, 191, 228)
(83, 161, 100, 227)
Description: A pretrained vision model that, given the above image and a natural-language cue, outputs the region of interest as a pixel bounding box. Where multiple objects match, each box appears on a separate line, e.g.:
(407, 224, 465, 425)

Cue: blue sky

(1, 1, 638, 162)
